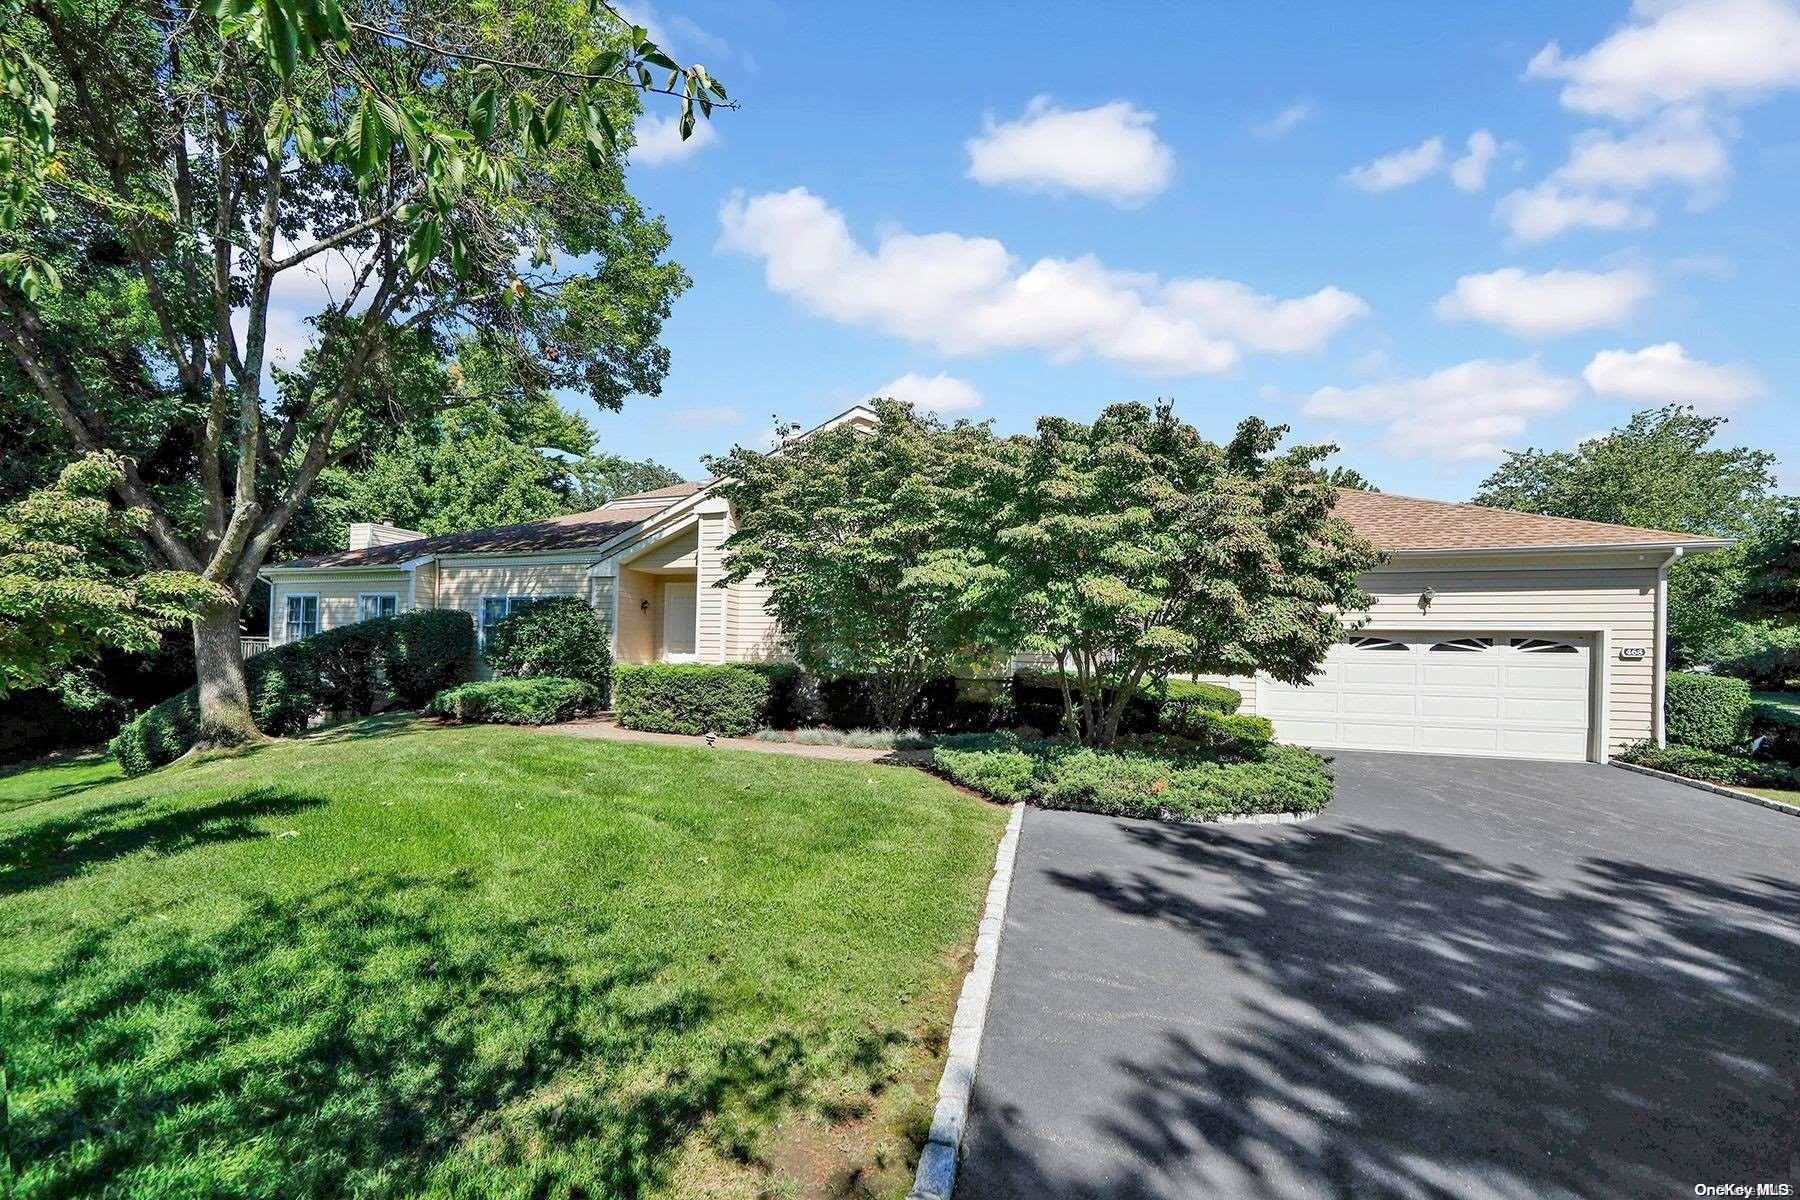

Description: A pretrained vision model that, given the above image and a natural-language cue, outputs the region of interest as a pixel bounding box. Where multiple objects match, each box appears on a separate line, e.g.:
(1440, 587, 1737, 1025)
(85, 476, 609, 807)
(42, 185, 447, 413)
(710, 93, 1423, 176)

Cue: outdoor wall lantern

(640, 599, 650, 613)
(1418, 586, 1436, 613)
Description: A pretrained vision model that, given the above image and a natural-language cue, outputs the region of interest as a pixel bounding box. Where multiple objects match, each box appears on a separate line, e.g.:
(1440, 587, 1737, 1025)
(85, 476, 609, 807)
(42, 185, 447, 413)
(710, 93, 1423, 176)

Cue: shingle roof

(1332, 488, 1726, 553)
(268, 490, 699, 568)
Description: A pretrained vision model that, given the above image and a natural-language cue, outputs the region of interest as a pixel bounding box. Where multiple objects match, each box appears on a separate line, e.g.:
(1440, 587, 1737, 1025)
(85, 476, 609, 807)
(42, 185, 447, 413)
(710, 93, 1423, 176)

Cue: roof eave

(1379, 538, 1733, 558)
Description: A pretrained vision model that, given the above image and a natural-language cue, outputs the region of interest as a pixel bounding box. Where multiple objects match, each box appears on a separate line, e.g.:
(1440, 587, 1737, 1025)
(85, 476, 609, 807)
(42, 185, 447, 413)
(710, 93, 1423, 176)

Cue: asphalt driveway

(957, 751, 1800, 1200)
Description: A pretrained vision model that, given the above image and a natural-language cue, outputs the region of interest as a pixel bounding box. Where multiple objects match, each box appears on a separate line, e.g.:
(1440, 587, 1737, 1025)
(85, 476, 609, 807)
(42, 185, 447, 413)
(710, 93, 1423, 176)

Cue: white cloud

(1556, 107, 1732, 192)
(1493, 181, 1655, 241)
(1582, 341, 1764, 409)
(1449, 130, 1500, 191)
(870, 372, 984, 414)
(1252, 100, 1317, 138)
(670, 404, 746, 428)
(1434, 267, 1654, 337)
(965, 97, 1174, 206)
(1304, 359, 1581, 459)
(1161, 278, 1369, 353)
(1343, 136, 1447, 192)
(716, 188, 1368, 376)
(632, 111, 719, 165)
(1526, 0, 1800, 120)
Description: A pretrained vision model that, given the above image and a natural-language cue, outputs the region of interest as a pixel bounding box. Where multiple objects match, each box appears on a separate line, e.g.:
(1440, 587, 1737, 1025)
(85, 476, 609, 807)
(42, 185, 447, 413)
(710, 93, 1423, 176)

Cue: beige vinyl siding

(630, 527, 697, 571)
(434, 558, 593, 618)
(410, 559, 438, 609)
(725, 571, 785, 661)
(591, 575, 615, 635)
(613, 568, 656, 663)
(269, 571, 410, 645)
(695, 513, 728, 662)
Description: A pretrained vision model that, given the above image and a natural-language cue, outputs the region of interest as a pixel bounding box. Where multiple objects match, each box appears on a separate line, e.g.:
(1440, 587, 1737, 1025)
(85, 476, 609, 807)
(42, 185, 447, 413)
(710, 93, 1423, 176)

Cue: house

(260, 406, 1728, 764)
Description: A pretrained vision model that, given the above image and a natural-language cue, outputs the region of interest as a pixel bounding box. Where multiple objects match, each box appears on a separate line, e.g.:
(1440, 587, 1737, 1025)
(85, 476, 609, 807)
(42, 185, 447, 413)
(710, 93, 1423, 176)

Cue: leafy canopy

(1473, 405, 1787, 666)
(707, 400, 1004, 727)
(0, 453, 222, 695)
(982, 403, 1380, 745)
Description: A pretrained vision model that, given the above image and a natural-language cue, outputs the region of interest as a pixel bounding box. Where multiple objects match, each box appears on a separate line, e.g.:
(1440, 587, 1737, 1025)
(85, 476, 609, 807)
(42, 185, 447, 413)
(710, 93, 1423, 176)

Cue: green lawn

(0, 717, 1007, 1200)
(1751, 690, 1800, 716)
(1746, 786, 1800, 806)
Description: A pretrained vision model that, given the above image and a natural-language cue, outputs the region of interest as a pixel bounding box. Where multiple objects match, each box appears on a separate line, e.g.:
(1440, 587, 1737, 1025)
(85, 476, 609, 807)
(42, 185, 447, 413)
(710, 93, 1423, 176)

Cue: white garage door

(1259, 633, 1593, 762)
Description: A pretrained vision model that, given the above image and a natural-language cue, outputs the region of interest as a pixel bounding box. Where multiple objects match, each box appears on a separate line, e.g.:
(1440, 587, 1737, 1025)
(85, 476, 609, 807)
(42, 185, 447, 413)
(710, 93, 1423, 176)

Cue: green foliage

(1616, 741, 1798, 789)
(983, 404, 1379, 746)
(109, 611, 473, 773)
(1160, 707, 1274, 747)
(1664, 671, 1753, 751)
(1472, 406, 1784, 665)
(1322, 465, 1379, 491)
(931, 732, 1334, 820)
(612, 663, 775, 736)
(1749, 697, 1800, 766)
(1161, 679, 1244, 711)
(1740, 497, 1800, 625)
(429, 676, 601, 724)
(0, 454, 221, 696)
(708, 400, 1004, 728)
(483, 597, 611, 691)
(1, 720, 1004, 1199)
(1717, 640, 1800, 689)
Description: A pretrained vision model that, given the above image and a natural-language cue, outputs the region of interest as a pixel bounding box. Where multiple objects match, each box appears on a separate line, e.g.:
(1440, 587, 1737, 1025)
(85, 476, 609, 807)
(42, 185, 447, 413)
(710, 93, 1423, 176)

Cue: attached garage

(1258, 632, 1595, 762)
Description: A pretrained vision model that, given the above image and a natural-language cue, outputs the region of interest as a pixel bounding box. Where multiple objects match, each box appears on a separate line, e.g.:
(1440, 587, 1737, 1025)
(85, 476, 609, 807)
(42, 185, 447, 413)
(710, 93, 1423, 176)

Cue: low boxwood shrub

(612, 663, 773, 736)
(109, 610, 475, 775)
(1159, 707, 1271, 747)
(931, 732, 1333, 821)
(1665, 671, 1753, 751)
(428, 677, 602, 725)
(483, 597, 612, 693)
(1161, 679, 1242, 713)
(1616, 741, 1798, 790)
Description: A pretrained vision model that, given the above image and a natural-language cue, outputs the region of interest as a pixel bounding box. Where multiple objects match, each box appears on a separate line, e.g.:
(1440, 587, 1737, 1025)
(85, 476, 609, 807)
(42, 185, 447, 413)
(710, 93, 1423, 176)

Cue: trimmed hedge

(1162, 679, 1242, 712)
(1160, 707, 1271, 747)
(931, 732, 1332, 821)
(483, 597, 612, 692)
(1615, 741, 1798, 790)
(109, 610, 475, 775)
(1665, 671, 1753, 751)
(429, 677, 602, 725)
(613, 663, 774, 736)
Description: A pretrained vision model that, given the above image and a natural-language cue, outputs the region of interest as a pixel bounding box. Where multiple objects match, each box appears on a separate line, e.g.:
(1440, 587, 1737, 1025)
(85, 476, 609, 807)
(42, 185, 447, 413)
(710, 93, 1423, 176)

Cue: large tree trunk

(192, 601, 263, 747)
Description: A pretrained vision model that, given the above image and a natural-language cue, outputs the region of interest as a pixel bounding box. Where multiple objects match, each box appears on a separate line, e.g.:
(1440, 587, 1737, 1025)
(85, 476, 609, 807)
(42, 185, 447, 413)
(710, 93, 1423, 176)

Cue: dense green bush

(1749, 698, 1800, 766)
(931, 732, 1332, 821)
(109, 611, 475, 775)
(428, 677, 602, 725)
(1160, 707, 1271, 747)
(1010, 672, 1161, 736)
(1162, 679, 1243, 712)
(483, 597, 612, 692)
(612, 663, 774, 736)
(1616, 741, 1797, 789)
(1717, 642, 1800, 689)
(1664, 671, 1753, 751)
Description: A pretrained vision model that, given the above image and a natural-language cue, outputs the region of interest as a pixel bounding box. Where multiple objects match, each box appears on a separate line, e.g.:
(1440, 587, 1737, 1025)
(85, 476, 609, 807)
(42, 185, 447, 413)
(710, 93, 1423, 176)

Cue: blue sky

(588, 0, 1800, 499)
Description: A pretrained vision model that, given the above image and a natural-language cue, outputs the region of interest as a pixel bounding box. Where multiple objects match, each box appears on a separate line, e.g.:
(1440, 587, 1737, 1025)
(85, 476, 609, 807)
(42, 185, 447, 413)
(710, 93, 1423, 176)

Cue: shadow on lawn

(6, 866, 823, 1200)
(966, 819, 1800, 1199)
(0, 787, 324, 897)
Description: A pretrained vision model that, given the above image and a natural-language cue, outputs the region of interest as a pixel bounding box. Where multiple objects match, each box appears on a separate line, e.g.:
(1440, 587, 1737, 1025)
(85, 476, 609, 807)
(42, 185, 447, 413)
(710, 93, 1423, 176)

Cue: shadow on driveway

(960, 754, 1800, 1199)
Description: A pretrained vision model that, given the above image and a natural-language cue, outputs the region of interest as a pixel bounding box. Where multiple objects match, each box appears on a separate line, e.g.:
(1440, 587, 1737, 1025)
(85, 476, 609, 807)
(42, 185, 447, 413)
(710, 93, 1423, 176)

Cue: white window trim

(357, 591, 400, 621)
(283, 592, 321, 644)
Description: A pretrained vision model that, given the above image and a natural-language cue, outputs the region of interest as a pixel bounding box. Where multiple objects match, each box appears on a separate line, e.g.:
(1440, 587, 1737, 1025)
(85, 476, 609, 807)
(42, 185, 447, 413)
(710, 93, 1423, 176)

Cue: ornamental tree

(0, 0, 723, 745)
(707, 399, 1004, 728)
(0, 453, 222, 696)
(982, 403, 1380, 747)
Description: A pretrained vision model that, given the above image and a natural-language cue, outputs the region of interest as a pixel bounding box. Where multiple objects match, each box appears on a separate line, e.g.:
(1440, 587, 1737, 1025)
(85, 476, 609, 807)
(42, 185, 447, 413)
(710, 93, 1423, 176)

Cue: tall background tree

(0, 0, 722, 745)
(1473, 405, 1791, 667)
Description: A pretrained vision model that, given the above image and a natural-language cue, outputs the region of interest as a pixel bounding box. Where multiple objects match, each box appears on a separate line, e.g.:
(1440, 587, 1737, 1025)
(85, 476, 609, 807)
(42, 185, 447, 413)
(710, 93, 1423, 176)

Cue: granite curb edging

(908, 801, 1025, 1200)
(1612, 759, 1800, 819)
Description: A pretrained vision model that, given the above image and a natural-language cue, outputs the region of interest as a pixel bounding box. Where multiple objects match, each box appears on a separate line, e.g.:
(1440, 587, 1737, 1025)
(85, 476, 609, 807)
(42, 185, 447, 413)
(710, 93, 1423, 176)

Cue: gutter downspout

(1654, 547, 1684, 748)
